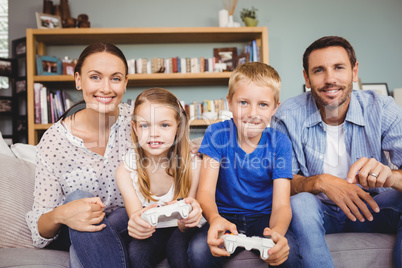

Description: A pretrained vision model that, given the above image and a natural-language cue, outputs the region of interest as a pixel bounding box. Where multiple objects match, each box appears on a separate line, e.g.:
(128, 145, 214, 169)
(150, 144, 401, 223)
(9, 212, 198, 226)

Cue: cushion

(0, 132, 14, 157)
(326, 232, 395, 268)
(0, 248, 69, 267)
(10, 143, 37, 164)
(0, 153, 36, 248)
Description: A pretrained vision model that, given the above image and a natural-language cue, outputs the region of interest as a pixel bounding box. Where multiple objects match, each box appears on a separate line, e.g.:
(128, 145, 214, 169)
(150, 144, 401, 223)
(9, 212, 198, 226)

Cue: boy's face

(227, 80, 279, 145)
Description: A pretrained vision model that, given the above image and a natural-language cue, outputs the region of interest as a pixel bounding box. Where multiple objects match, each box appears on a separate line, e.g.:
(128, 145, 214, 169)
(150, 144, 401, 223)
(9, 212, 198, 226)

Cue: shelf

(28, 27, 267, 46)
(34, 72, 232, 87)
(27, 27, 268, 144)
(34, 120, 223, 130)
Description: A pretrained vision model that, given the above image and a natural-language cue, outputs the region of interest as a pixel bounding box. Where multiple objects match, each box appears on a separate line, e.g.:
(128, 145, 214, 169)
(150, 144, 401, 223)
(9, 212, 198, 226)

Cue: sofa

(0, 136, 396, 267)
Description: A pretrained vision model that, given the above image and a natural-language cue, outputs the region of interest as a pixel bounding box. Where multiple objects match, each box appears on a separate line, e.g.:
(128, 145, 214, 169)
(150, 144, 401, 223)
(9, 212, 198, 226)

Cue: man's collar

(305, 91, 365, 128)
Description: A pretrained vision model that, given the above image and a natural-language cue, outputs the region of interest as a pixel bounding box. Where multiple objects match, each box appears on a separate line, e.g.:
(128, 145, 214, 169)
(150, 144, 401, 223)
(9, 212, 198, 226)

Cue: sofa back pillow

(0, 153, 35, 248)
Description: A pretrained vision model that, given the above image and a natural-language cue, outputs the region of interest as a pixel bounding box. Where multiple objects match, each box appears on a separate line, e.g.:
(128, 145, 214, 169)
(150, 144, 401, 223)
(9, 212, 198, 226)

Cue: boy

(188, 62, 301, 267)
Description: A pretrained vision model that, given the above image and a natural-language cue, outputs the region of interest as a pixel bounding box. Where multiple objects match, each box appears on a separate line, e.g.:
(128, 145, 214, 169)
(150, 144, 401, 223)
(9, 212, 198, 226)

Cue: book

(40, 86, 48, 124)
(34, 83, 42, 124)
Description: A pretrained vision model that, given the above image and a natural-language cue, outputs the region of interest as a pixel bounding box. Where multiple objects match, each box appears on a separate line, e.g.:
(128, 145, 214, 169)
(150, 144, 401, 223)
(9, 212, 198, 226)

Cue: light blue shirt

(272, 90, 402, 192)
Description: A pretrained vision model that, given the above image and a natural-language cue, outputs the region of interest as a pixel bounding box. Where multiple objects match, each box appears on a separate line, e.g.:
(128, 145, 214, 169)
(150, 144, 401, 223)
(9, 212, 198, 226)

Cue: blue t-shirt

(199, 119, 293, 216)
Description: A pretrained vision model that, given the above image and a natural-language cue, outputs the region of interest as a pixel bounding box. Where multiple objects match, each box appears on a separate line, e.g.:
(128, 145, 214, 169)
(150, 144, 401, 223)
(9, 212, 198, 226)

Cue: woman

(26, 42, 132, 268)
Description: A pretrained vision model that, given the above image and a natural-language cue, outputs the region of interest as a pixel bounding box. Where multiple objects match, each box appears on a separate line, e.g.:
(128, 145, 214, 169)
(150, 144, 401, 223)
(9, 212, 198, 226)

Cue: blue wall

(9, 0, 402, 102)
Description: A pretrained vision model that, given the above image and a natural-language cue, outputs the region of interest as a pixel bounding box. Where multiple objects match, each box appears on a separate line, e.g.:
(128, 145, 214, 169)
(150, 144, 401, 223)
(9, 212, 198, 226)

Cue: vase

(243, 17, 258, 27)
(227, 15, 234, 27)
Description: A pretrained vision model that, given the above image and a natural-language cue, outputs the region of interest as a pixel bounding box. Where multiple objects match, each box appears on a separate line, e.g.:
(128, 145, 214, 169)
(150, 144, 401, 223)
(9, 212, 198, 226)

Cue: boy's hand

(263, 228, 289, 266)
(178, 197, 203, 229)
(127, 204, 157, 240)
(207, 216, 238, 257)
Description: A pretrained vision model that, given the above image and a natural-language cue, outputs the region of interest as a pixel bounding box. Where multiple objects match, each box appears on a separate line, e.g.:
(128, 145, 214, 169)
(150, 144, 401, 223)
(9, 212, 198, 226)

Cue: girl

(116, 87, 203, 267)
(26, 42, 132, 268)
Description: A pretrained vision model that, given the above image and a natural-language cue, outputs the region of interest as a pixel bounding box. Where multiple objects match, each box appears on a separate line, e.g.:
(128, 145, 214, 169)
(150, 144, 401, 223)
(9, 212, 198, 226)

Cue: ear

(303, 70, 311, 89)
(226, 95, 233, 113)
(75, 72, 82, 91)
(352, 62, 359, 82)
(272, 100, 280, 116)
(131, 120, 138, 135)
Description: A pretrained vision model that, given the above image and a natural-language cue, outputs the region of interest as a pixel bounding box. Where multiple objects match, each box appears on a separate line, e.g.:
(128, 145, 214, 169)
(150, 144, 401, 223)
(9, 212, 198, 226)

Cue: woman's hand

(178, 197, 203, 230)
(127, 204, 157, 240)
(262, 228, 289, 266)
(60, 197, 106, 232)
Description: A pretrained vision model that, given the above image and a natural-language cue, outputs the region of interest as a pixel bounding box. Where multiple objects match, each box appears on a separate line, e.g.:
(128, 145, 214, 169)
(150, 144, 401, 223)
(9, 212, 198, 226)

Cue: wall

(9, 0, 402, 102)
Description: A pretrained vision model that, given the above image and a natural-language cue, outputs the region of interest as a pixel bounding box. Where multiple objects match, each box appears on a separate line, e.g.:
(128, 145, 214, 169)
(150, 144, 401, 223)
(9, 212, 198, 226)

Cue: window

(0, 0, 8, 58)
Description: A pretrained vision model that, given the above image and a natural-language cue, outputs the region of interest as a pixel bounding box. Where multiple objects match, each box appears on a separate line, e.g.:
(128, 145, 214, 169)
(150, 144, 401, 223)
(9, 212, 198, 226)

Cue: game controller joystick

(141, 199, 192, 226)
(221, 233, 275, 260)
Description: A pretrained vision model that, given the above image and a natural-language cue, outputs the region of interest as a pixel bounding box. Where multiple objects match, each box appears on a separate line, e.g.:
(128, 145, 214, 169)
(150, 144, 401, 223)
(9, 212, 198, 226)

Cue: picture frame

(237, 53, 249, 67)
(35, 12, 62, 29)
(36, 55, 63, 75)
(63, 61, 76, 75)
(213, 47, 238, 71)
(361, 83, 389, 96)
(0, 58, 13, 76)
(12, 37, 26, 57)
(0, 97, 12, 112)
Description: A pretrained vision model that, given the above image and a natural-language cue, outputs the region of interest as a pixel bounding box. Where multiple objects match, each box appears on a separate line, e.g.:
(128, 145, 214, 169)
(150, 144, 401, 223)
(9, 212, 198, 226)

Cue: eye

(161, 123, 170, 128)
(111, 76, 122, 82)
(240, 101, 248, 105)
(90, 75, 100, 80)
(313, 68, 323, 74)
(259, 103, 268, 107)
(139, 123, 149, 128)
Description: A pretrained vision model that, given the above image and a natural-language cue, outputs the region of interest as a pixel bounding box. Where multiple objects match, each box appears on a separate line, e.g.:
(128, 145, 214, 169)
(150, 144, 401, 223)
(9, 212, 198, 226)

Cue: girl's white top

(26, 103, 134, 248)
(122, 149, 177, 228)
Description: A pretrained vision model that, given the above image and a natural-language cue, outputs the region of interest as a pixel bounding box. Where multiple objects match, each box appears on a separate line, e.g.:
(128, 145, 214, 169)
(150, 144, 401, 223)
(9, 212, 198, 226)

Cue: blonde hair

(228, 62, 281, 103)
(132, 87, 192, 202)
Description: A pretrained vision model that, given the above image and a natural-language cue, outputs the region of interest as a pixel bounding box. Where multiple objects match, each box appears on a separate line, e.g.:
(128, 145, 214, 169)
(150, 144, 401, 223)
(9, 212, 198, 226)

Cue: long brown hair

(132, 87, 192, 202)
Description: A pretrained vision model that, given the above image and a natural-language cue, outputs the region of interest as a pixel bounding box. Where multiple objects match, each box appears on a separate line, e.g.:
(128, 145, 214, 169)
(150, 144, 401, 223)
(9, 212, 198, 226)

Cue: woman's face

(75, 52, 128, 115)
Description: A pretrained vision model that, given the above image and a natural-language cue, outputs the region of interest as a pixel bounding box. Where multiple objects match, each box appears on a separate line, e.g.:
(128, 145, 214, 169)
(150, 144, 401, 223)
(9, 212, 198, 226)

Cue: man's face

(304, 46, 359, 110)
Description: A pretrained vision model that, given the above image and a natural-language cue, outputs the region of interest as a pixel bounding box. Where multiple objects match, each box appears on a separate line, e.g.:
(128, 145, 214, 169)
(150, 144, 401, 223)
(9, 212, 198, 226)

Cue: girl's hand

(127, 204, 157, 240)
(207, 216, 238, 257)
(178, 197, 203, 229)
(61, 197, 106, 232)
(263, 228, 289, 266)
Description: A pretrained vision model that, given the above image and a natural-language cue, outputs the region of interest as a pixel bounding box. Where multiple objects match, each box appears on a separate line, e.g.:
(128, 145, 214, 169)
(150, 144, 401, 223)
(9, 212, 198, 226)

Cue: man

(272, 36, 402, 267)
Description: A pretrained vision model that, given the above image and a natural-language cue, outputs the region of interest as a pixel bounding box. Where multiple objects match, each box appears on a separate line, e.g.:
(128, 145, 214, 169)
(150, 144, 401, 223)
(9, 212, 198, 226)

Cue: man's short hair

(303, 36, 357, 76)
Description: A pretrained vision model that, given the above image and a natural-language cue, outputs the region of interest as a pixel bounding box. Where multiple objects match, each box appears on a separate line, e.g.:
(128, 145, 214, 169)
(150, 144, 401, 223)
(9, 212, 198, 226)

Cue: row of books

(126, 98, 232, 121)
(127, 57, 217, 74)
(34, 83, 74, 124)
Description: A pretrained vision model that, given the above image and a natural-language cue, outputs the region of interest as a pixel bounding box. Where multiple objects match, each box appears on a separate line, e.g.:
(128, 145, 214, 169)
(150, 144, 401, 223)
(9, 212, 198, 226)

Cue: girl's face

(75, 52, 128, 115)
(133, 101, 179, 158)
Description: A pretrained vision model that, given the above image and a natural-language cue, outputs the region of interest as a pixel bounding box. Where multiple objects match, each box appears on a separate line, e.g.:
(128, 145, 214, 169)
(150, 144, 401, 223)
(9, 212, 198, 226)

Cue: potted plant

(240, 6, 258, 27)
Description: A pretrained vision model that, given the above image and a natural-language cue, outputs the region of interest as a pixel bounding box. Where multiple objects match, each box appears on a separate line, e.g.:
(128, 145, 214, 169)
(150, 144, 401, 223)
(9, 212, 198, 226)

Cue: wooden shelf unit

(26, 27, 269, 144)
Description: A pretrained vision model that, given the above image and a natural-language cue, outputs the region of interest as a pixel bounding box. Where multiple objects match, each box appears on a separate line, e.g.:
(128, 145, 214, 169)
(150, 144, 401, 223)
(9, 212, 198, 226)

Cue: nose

(324, 69, 336, 85)
(150, 125, 159, 137)
(248, 104, 258, 118)
(100, 80, 112, 94)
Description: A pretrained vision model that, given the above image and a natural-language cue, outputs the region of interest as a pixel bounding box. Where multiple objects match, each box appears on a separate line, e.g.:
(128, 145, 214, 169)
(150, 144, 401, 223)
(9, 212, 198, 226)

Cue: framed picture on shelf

(36, 55, 63, 75)
(16, 80, 26, 94)
(361, 83, 389, 96)
(0, 58, 13, 76)
(237, 53, 249, 67)
(0, 97, 12, 112)
(35, 12, 62, 29)
(213, 47, 238, 71)
(12, 37, 26, 56)
(63, 61, 76, 75)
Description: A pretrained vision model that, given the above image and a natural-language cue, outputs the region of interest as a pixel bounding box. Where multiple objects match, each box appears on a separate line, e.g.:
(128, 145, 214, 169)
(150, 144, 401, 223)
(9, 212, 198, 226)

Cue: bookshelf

(26, 27, 269, 145)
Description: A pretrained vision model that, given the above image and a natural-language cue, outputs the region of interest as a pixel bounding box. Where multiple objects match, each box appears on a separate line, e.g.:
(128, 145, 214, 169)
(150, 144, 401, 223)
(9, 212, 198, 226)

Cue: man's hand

(347, 157, 394, 189)
(207, 216, 238, 257)
(319, 174, 379, 222)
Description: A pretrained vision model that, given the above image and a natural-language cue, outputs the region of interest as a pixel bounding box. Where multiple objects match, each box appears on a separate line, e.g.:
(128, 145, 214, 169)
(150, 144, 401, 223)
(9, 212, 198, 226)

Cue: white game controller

(221, 233, 275, 260)
(141, 199, 192, 226)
